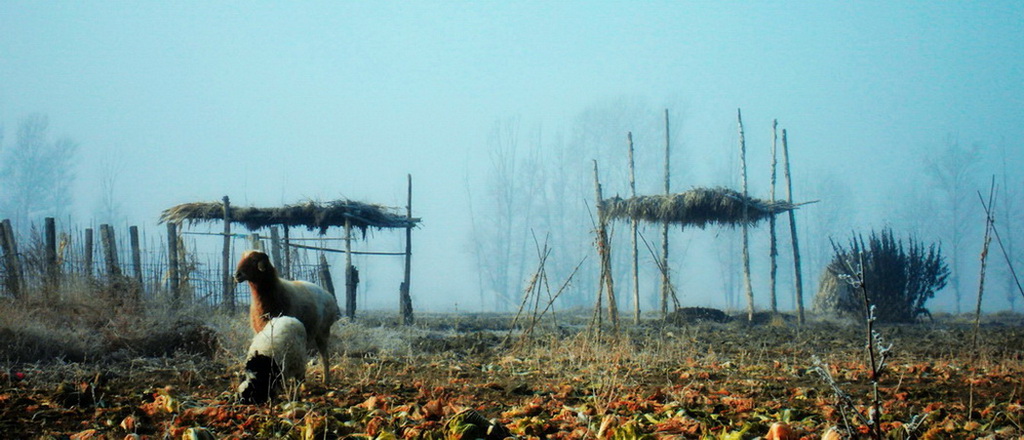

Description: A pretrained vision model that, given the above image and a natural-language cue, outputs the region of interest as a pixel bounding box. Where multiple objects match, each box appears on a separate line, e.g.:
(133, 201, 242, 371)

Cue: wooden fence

(0, 217, 323, 309)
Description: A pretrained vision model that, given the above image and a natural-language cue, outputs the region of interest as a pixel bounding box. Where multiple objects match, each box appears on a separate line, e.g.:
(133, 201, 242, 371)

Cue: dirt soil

(2, 311, 1023, 439)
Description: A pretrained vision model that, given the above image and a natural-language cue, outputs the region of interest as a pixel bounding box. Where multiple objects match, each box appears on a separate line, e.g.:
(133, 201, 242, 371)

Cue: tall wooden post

(0, 219, 23, 298)
(101, 224, 121, 276)
(344, 218, 356, 319)
(738, 109, 755, 322)
(769, 120, 779, 314)
(782, 129, 806, 324)
(592, 161, 604, 329)
(130, 226, 144, 288)
(167, 222, 180, 302)
(627, 132, 641, 325)
(400, 174, 415, 325)
(661, 109, 672, 317)
(45, 217, 58, 295)
(222, 196, 234, 311)
(84, 228, 94, 277)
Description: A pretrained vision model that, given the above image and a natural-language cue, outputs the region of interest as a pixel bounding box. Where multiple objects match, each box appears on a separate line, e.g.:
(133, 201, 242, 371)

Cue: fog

(1, 2, 1022, 314)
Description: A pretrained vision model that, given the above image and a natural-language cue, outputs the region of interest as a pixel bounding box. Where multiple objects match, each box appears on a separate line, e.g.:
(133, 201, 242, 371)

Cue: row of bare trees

(468, 98, 1023, 316)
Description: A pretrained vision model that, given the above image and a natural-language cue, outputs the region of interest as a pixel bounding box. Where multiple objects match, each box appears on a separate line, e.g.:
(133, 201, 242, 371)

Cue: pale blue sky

(1, 2, 1021, 311)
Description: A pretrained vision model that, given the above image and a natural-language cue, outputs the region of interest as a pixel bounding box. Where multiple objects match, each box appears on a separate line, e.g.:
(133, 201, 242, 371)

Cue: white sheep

(238, 316, 308, 404)
(234, 250, 341, 383)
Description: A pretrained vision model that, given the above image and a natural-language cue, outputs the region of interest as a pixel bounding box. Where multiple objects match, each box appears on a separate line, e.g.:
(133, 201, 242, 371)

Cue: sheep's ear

(257, 259, 269, 272)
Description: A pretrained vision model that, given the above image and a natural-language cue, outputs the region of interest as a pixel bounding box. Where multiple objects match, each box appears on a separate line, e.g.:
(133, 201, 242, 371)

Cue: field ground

(1, 302, 1023, 439)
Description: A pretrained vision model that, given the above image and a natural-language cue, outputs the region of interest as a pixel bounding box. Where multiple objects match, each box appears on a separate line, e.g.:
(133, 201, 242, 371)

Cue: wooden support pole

(400, 174, 415, 325)
(782, 129, 806, 324)
(738, 109, 755, 322)
(0, 219, 22, 298)
(344, 218, 356, 319)
(769, 120, 779, 314)
(101, 224, 121, 276)
(283, 226, 291, 280)
(222, 196, 234, 311)
(627, 131, 640, 325)
(45, 217, 58, 295)
(249, 233, 263, 251)
(661, 109, 672, 317)
(130, 225, 144, 288)
(270, 226, 282, 271)
(84, 228, 94, 277)
(167, 222, 180, 302)
(0, 222, 7, 296)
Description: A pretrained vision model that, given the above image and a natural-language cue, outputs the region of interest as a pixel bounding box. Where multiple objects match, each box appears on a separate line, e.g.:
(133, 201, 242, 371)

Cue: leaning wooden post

(166, 222, 180, 303)
(222, 196, 234, 311)
(84, 228, 94, 278)
(101, 224, 121, 276)
(45, 217, 58, 295)
(627, 132, 641, 325)
(130, 226, 144, 288)
(661, 109, 672, 317)
(344, 217, 356, 319)
(973, 178, 996, 348)
(782, 129, 806, 324)
(0, 219, 23, 298)
(592, 160, 618, 332)
(738, 109, 755, 322)
(769, 120, 779, 314)
(319, 253, 336, 297)
(400, 174, 415, 325)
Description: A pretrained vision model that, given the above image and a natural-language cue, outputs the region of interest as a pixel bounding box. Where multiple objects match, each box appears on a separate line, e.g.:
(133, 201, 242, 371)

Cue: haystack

(160, 199, 419, 235)
(600, 187, 802, 228)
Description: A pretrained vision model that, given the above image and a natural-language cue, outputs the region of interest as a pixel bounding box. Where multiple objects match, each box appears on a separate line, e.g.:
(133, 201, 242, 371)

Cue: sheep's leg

(317, 338, 330, 384)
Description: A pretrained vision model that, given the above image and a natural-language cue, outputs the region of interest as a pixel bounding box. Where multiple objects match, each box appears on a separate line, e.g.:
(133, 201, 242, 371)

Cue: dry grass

(0, 278, 227, 365)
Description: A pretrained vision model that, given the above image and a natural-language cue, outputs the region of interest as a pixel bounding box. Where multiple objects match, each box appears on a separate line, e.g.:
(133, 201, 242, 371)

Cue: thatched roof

(160, 199, 420, 235)
(601, 187, 806, 228)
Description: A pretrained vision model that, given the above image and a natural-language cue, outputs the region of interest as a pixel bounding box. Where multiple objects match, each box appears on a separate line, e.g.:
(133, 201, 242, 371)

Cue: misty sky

(2, 2, 1022, 312)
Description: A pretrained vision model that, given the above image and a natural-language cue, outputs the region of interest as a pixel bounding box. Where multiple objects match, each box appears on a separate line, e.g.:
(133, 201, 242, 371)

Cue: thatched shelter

(600, 186, 803, 229)
(160, 199, 420, 235)
(160, 192, 421, 325)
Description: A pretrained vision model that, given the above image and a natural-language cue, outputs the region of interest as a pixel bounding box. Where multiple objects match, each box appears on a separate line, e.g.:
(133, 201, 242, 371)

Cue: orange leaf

(765, 422, 796, 440)
(69, 429, 101, 440)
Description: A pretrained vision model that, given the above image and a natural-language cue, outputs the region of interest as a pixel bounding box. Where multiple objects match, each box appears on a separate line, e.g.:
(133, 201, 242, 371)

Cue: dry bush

(814, 228, 949, 323)
(0, 275, 227, 364)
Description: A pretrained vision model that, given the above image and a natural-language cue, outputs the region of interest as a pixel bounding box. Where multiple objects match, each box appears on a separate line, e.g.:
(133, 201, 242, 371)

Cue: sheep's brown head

(234, 250, 277, 283)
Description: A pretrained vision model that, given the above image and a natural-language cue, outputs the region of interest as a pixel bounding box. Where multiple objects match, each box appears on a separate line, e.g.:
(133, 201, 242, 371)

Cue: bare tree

(469, 117, 544, 311)
(0, 114, 78, 229)
(804, 173, 856, 288)
(999, 139, 1021, 312)
(924, 136, 983, 314)
(95, 155, 126, 225)
(469, 99, 684, 312)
